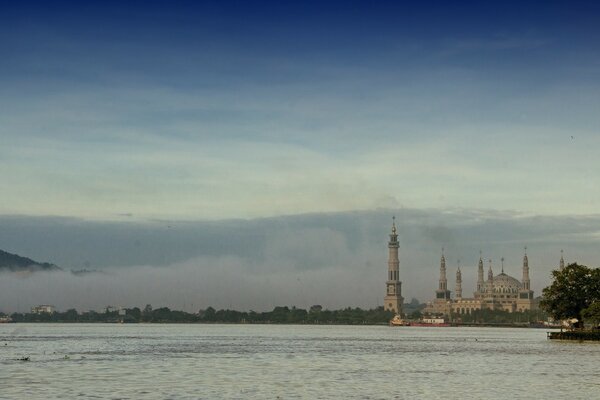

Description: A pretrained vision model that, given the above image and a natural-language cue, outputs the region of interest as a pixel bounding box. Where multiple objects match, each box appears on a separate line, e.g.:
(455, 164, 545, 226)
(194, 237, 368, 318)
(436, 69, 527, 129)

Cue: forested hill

(0, 249, 60, 272)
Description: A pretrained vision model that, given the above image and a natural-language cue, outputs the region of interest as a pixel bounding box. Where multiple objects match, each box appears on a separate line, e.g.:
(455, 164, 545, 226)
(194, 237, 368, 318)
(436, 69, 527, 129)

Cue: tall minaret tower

(560, 250, 565, 270)
(476, 252, 484, 298)
(487, 260, 494, 289)
(485, 259, 495, 309)
(435, 248, 451, 301)
(517, 246, 534, 311)
(455, 262, 462, 299)
(522, 247, 530, 290)
(384, 217, 403, 315)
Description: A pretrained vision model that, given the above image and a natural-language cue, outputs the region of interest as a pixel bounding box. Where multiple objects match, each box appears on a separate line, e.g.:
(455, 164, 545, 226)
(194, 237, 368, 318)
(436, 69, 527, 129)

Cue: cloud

(1, 208, 599, 313)
(0, 255, 380, 314)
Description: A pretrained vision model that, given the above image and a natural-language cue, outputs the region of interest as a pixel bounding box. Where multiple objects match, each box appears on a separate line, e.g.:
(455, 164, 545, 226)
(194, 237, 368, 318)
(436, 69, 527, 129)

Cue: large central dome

(493, 273, 522, 293)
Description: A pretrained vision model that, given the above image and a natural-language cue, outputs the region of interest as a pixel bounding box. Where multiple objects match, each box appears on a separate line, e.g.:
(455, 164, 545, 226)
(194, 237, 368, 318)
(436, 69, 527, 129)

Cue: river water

(0, 324, 598, 399)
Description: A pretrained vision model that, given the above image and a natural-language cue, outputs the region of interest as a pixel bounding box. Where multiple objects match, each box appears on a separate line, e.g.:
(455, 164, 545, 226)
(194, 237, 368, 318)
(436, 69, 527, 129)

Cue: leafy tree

(202, 306, 216, 321)
(540, 263, 600, 328)
(128, 307, 142, 320)
(582, 302, 600, 327)
(62, 308, 79, 322)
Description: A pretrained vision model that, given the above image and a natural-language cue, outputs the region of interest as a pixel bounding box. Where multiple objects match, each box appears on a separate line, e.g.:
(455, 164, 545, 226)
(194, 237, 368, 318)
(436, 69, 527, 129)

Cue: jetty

(547, 330, 600, 341)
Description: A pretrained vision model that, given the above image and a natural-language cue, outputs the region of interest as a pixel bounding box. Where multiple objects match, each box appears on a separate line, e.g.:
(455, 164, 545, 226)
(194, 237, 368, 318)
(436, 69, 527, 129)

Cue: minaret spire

(476, 251, 484, 294)
(560, 249, 565, 270)
(501, 257, 505, 274)
(435, 247, 451, 301)
(517, 246, 534, 311)
(486, 259, 495, 307)
(522, 246, 530, 290)
(439, 248, 447, 291)
(384, 217, 403, 315)
(455, 260, 462, 299)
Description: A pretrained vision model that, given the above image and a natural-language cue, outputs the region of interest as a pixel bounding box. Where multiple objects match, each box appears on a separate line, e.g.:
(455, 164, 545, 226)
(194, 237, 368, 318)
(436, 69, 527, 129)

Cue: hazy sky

(2, 1, 600, 220)
(1, 2, 600, 312)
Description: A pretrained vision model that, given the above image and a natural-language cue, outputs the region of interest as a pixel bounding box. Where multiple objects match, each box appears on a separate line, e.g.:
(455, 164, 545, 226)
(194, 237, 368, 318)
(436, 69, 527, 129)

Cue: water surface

(1, 324, 598, 399)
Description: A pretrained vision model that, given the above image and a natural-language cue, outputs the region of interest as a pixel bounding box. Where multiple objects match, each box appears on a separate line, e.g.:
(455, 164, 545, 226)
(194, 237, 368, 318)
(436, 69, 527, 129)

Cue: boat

(409, 317, 450, 327)
(389, 314, 409, 326)
(0, 316, 13, 323)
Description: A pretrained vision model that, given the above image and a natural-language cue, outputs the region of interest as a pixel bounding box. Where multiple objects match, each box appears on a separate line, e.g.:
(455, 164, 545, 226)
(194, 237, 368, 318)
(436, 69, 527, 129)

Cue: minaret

(485, 259, 495, 309)
(455, 262, 462, 299)
(517, 246, 534, 311)
(476, 251, 484, 294)
(384, 217, 403, 315)
(435, 248, 451, 301)
(522, 247, 530, 290)
(439, 249, 447, 291)
(486, 260, 494, 292)
(560, 250, 565, 270)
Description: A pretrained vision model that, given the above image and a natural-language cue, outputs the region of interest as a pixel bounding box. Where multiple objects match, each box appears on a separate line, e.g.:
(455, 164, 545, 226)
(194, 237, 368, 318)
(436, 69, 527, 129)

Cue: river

(1, 324, 598, 399)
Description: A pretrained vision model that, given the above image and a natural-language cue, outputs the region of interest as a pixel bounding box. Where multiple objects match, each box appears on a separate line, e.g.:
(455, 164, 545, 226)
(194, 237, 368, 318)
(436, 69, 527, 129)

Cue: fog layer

(1, 208, 598, 312)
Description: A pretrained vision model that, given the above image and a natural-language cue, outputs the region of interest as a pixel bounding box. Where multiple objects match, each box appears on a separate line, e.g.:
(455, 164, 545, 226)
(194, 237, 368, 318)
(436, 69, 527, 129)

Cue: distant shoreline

(1, 321, 555, 328)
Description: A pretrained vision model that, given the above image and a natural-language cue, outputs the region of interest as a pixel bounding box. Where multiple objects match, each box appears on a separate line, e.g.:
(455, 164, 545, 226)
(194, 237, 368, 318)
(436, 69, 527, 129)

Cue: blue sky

(2, 1, 600, 310)
(2, 1, 600, 220)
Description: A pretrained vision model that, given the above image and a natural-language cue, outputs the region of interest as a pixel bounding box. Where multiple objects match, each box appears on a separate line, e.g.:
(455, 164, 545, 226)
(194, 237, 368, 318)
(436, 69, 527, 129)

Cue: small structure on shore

(547, 330, 600, 341)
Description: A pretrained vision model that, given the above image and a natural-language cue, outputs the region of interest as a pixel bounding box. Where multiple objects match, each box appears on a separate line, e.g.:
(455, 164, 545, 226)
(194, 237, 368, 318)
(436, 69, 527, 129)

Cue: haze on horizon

(1, 1, 600, 312)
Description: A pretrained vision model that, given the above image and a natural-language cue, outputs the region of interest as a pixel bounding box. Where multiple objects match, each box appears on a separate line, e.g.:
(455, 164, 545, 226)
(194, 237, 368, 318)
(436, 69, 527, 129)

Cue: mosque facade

(424, 248, 547, 316)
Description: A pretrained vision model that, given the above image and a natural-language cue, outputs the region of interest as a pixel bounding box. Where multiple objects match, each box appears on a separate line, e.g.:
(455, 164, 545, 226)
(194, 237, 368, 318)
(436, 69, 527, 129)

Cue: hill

(0, 249, 60, 272)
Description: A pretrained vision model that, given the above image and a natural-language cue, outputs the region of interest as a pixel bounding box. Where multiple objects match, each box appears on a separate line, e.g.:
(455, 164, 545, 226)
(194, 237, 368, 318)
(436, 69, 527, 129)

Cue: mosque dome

(493, 273, 522, 293)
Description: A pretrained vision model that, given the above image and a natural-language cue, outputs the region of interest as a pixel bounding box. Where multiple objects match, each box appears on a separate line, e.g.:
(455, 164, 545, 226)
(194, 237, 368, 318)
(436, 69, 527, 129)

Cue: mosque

(422, 248, 544, 316)
(383, 218, 553, 317)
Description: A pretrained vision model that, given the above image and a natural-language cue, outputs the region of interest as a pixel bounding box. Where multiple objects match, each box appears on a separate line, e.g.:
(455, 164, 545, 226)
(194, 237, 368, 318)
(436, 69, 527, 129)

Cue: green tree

(540, 263, 600, 328)
(582, 302, 600, 327)
(409, 310, 422, 320)
(128, 307, 142, 321)
(62, 308, 79, 322)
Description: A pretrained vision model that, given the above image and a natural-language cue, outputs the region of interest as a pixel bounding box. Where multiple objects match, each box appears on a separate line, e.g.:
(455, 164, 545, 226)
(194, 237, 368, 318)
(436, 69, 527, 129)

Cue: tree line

(4, 305, 396, 324)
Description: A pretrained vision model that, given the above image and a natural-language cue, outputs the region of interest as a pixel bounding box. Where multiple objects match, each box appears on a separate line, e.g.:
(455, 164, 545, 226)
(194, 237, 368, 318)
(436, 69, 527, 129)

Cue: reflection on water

(1, 324, 598, 399)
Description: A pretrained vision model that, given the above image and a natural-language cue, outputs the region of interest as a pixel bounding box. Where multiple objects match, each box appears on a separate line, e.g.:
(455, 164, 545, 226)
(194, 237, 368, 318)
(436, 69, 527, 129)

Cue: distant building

(104, 306, 119, 314)
(31, 305, 55, 314)
(424, 249, 539, 316)
(105, 306, 126, 315)
(382, 219, 549, 318)
(384, 218, 403, 315)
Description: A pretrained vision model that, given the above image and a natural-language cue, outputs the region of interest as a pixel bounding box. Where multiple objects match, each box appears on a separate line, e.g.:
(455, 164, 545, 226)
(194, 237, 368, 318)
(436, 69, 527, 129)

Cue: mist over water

(0, 209, 600, 312)
(0, 259, 380, 313)
(1, 209, 599, 312)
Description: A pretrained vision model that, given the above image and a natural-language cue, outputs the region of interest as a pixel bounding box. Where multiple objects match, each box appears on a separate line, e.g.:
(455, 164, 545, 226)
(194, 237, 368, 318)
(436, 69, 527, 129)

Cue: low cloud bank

(0, 256, 380, 313)
(1, 208, 599, 312)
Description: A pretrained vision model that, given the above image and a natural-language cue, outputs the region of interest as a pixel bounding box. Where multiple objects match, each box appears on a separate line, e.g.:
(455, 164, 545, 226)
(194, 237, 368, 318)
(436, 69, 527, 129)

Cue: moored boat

(409, 317, 450, 327)
(389, 314, 409, 326)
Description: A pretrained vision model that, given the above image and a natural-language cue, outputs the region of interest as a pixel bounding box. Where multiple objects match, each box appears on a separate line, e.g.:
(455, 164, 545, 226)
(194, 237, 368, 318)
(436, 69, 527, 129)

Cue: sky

(1, 1, 600, 311)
